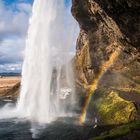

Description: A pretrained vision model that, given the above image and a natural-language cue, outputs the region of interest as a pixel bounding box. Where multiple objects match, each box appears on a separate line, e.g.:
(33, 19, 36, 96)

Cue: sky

(0, 0, 33, 73)
(0, 0, 73, 73)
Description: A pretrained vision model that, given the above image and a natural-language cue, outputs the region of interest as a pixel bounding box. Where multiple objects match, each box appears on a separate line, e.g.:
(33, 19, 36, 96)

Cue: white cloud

(0, 63, 22, 73)
(0, 2, 31, 38)
(0, 1, 32, 72)
(17, 3, 32, 14)
(0, 38, 25, 64)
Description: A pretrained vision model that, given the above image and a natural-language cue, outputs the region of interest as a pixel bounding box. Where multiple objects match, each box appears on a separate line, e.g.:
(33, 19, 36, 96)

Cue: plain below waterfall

(17, 0, 78, 123)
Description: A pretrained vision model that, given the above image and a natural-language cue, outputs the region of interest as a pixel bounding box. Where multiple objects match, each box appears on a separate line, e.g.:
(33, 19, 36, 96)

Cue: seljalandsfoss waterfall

(0, 0, 82, 139)
(0, 0, 139, 139)
(0, 0, 78, 125)
(17, 0, 78, 123)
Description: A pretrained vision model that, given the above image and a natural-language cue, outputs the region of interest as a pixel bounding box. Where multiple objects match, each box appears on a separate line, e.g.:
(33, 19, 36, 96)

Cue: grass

(0, 76, 20, 97)
(90, 121, 140, 140)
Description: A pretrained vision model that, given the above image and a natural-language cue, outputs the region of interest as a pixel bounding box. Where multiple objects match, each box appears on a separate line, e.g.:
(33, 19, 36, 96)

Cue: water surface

(0, 100, 111, 140)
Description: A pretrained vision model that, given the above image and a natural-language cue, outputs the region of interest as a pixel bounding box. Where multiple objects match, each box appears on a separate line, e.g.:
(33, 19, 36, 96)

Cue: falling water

(17, 0, 78, 123)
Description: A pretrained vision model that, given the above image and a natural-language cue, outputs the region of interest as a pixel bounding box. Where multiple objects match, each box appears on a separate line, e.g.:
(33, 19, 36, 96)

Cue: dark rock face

(93, 0, 140, 49)
(72, 0, 140, 124)
(72, 0, 140, 48)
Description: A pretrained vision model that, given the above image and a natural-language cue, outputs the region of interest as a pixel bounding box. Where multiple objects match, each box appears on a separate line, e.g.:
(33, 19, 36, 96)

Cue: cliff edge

(72, 0, 140, 125)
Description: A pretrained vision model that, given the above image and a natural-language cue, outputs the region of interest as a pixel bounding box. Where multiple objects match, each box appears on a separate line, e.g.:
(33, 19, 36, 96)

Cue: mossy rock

(91, 90, 137, 125)
(89, 121, 140, 140)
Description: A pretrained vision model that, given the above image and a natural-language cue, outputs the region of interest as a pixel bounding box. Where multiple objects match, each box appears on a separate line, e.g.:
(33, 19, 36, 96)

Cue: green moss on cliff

(76, 42, 89, 68)
(92, 90, 137, 125)
(89, 121, 140, 140)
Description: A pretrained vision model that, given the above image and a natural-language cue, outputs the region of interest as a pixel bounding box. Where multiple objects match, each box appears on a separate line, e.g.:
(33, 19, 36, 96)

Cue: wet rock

(72, 0, 140, 124)
(91, 90, 137, 125)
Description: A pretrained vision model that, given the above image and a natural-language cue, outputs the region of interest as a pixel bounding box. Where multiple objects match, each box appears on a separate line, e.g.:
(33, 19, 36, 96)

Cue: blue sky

(3, 0, 33, 5)
(0, 0, 33, 73)
(0, 0, 73, 73)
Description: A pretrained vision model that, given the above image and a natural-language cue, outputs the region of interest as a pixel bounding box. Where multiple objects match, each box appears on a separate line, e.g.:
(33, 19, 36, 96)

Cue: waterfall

(17, 0, 78, 123)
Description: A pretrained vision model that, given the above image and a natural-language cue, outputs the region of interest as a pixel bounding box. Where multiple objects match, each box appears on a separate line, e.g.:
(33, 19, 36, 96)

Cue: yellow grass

(0, 76, 20, 88)
(0, 76, 21, 96)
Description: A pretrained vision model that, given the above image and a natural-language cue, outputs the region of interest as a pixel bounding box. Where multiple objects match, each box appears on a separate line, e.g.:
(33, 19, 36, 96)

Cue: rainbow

(80, 44, 122, 124)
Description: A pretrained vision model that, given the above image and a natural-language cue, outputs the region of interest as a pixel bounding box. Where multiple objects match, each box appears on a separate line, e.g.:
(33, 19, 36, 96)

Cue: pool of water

(0, 100, 111, 140)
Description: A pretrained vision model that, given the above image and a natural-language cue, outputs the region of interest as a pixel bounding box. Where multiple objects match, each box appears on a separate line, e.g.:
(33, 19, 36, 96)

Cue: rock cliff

(72, 0, 140, 124)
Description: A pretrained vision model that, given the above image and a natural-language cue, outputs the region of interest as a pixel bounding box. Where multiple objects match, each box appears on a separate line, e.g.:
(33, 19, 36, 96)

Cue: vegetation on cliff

(91, 90, 137, 125)
(90, 121, 140, 140)
(72, 0, 140, 125)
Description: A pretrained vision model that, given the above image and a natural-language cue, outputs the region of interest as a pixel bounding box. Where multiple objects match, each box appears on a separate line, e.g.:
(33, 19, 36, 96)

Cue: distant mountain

(0, 72, 21, 77)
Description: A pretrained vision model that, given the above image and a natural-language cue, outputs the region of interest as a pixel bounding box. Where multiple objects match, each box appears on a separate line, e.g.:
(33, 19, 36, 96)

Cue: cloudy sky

(0, 0, 33, 73)
(0, 0, 75, 73)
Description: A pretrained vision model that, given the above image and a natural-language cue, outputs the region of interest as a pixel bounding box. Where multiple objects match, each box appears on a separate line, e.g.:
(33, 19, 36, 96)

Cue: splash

(80, 44, 122, 124)
(16, 0, 78, 123)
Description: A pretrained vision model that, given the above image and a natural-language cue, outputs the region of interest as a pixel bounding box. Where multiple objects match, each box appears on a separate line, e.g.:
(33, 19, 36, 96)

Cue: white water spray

(16, 0, 78, 123)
